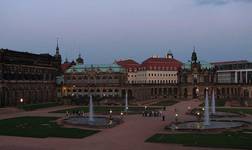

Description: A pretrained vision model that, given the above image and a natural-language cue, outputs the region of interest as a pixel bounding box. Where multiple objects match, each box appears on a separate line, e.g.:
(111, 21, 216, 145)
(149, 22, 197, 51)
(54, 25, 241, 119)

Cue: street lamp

(196, 88, 199, 97)
(175, 113, 178, 123)
(144, 106, 147, 110)
(196, 111, 201, 122)
(120, 111, 124, 120)
(109, 109, 113, 120)
(20, 98, 24, 103)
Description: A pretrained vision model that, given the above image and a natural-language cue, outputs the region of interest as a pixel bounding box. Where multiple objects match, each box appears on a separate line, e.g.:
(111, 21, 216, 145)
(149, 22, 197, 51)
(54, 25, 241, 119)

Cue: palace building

(2, 44, 251, 106)
(0, 43, 61, 106)
(61, 63, 127, 98)
(116, 50, 182, 85)
(60, 49, 252, 102)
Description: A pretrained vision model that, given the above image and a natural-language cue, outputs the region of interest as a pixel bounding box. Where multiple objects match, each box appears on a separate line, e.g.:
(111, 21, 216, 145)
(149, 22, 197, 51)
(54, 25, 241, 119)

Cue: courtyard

(0, 99, 251, 150)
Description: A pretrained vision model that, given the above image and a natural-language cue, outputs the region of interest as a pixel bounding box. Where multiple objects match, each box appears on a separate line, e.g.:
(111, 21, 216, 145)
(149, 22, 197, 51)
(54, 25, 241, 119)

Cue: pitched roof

(61, 63, 72, 72)
(116, 59, 140, 69)
(141, 57, 182, 70)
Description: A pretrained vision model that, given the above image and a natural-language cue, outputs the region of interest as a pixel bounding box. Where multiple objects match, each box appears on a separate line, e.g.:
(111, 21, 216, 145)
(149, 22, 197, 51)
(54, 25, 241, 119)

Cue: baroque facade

(61, 49, 252, 101)
(0, 44, 61, 106)
(62, 63, 128, 98)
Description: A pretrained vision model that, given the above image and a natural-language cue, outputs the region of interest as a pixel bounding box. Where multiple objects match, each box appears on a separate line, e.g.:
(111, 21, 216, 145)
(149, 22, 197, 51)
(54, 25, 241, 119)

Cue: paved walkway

(0, 100, 242, 150)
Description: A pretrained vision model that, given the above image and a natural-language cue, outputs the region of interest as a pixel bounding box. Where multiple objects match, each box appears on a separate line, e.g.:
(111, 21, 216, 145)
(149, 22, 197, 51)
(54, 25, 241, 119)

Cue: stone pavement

(0, 100, 241, 150)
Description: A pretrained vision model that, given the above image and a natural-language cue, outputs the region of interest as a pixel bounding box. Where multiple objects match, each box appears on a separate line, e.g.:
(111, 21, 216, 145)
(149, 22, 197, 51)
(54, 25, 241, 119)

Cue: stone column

(246, 71, 248, 84)
(234, 71, 237, 83)
(240, 71, 242, 83)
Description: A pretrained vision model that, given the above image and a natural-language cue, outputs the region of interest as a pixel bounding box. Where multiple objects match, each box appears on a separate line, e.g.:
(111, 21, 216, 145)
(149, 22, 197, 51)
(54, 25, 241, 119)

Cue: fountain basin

(64, 116, 121, 128)
(169, 120, 250, 131)
(211, 112, 242, 118)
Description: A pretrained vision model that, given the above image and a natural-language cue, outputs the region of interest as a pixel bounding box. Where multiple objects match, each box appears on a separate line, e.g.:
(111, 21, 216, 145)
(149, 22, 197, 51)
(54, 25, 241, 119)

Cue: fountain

(211, 90, 216, 114)
(125, 92, 128, 112)
(204, 88, 210, 126)
(169, 88, 249, 131)
(64, 95, 121, 128)
(89, 95, 94, 122)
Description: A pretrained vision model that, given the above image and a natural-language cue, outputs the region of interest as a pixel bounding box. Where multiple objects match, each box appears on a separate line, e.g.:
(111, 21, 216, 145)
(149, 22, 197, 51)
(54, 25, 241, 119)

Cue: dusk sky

(1, 0, 252, 64)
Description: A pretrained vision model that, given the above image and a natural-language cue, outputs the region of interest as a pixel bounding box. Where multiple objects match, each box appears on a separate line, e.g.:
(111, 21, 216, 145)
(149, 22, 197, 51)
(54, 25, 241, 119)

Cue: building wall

(62, 70, 126, 98)
(134, 70, 178, 84)
(0, 49, 60, 106)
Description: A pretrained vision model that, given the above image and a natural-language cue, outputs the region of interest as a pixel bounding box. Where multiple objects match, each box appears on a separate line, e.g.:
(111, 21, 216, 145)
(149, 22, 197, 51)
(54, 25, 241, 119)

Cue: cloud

(195, 0, 252, 5)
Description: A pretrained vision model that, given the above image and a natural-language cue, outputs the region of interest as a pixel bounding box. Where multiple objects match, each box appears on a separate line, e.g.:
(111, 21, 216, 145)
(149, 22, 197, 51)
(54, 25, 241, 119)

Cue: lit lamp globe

(20, 98, 24, 103)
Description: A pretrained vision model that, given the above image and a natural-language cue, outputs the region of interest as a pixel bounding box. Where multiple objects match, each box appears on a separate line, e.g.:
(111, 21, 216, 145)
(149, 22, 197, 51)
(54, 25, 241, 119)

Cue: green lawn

(151, 100, 178, 106)
(217, 108, 252, 115)
(200, 99, 226, 107)
(146, 133, 252, 149)
(18, 102, 61, 111)
(0, 116, 98, 138)
(50, 106, 161, 114)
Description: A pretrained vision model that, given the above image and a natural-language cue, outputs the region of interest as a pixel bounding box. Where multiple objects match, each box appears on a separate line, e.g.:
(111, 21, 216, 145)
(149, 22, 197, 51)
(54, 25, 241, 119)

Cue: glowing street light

(20, 98, 24, 103)
(109, 109, 113, 120)
(175, 113, 178, 123)
(120, 111, 124, 120)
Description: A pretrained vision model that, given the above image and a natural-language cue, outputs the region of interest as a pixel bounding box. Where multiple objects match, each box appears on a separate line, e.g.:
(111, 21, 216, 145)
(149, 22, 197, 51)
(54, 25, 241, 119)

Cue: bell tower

(54, 38, 62, 74)
(191, 46, 197, 64)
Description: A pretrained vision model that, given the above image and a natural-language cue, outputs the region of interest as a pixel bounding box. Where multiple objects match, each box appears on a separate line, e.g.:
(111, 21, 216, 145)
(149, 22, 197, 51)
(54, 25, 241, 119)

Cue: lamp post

(187, 106, 191, 112)
(196, 88, 199, 98)
(109, 109, 113, 120)
(196, 111, 201, 122)
(120, 111, 124, 120)
(20, 98, 24, 103)
(175, 113, 178, 123)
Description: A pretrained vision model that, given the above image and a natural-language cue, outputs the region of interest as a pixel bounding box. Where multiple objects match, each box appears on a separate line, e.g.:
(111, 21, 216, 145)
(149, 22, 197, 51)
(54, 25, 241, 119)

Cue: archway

(184, 88, 188, 98)
(127, 89, 133, 98)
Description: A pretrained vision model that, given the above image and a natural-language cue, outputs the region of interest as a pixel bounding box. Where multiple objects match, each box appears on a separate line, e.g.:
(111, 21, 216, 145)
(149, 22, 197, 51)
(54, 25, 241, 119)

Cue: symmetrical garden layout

(0, 100, 251, 150)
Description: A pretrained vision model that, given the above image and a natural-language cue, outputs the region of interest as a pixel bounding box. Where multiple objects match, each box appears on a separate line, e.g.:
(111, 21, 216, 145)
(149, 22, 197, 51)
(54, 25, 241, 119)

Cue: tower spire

(191, 46, 197, 63)
(56, 37, 60, 56)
